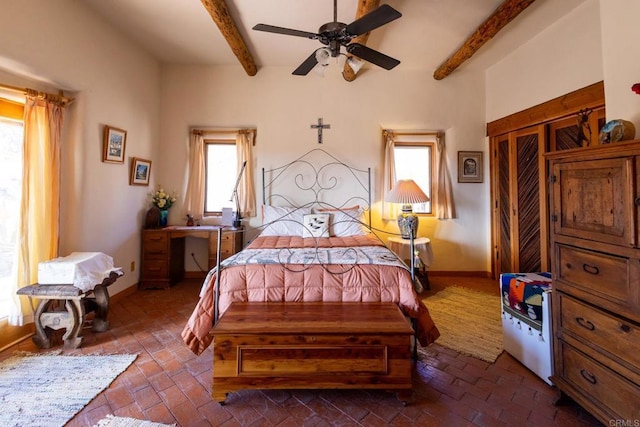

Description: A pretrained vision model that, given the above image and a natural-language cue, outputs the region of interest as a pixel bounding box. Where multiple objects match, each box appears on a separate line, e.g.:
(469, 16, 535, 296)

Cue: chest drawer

(557, 293, 640, 370)
(555, 244, 640, 319)
(557, 341, 640, 421)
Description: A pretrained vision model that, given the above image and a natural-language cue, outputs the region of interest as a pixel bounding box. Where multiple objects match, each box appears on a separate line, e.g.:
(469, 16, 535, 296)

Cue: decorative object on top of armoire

(546, 140, 640, 424)
(488, 82, 606, 279)
(598, 119, 636, 144)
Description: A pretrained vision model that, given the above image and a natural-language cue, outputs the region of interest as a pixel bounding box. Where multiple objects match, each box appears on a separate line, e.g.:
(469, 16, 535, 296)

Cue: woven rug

(0, 352, 137, 427)
(420, 286, 503, 363)
(95, 415, 176, 427)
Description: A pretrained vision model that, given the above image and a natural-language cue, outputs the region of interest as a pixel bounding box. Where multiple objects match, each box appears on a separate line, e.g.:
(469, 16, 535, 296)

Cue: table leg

(91, 283, 110, 332)
(32, 299, 54, 349)
(62, 299, 84, 349)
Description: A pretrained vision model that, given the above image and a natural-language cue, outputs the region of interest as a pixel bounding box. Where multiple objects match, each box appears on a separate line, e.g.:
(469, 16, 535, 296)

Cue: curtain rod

(383, 129, 442, 136)
(0, 82, 74, 105)
(191, 128, 256, 135)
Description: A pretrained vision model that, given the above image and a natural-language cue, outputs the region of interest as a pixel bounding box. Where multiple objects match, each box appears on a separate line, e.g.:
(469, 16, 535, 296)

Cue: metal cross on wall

(310, 118, 330, 144)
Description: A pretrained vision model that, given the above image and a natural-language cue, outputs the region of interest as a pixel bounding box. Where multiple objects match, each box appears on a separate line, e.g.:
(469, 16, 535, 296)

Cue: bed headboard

(261, 148, 372, 228)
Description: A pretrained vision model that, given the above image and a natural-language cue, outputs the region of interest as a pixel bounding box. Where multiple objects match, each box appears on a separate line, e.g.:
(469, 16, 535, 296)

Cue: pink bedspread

(182, 234, 440, 355)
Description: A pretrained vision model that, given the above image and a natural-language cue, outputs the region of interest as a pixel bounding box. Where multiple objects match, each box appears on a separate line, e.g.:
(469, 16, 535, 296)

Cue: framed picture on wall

(130, 157, 152, 186)
(458, 151, 483, 183)
(102, 125, 127, 163)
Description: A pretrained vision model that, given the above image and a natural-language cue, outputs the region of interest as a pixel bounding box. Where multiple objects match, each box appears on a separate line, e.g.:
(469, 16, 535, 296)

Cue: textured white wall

(600, 0, 640, 133)
(159, 65, 492, 273)
(0, 0, 160, 294)
(485, 0, 604, 122)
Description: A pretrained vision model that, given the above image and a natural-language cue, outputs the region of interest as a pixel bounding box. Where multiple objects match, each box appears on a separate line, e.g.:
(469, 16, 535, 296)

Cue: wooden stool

(17, 271, 121, 349)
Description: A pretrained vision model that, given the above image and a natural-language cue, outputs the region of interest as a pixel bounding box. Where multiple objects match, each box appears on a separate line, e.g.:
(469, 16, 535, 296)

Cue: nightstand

(388, 236, 433, 291)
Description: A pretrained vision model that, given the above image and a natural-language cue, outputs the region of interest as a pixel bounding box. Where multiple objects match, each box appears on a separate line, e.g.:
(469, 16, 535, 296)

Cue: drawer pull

(576, 317, 595, 331)
(580, 369, 597, 385)
(582, 263, 599, 275)
(620, 324, 631, 333)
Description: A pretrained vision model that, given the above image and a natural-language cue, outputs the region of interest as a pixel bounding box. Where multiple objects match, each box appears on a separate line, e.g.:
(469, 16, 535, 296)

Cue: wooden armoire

(488, 82, 605, 278)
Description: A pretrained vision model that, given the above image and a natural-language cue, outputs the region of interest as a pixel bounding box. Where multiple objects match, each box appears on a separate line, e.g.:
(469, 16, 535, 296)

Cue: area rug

(420, 286, 503, 363)
(0, 352, 137, 427)
(95, 415, 176, 427)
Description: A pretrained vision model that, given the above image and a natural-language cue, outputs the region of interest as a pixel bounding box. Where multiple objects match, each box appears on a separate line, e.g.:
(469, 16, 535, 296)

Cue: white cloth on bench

(37, 252, 121, 292)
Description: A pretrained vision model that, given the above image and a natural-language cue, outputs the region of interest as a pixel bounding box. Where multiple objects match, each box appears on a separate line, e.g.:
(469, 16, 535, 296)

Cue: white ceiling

(82, 0, 588, 75)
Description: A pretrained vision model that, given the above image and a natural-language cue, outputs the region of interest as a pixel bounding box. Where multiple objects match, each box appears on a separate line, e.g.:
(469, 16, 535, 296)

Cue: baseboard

(184, 271, 207, 280)
(110, 283, 138, 304)
(428, 271, 491, 278)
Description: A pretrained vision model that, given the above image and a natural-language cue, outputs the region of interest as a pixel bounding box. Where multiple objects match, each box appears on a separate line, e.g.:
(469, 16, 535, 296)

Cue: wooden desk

(140, 226, 243, 289)
(212, 302, 414, 405)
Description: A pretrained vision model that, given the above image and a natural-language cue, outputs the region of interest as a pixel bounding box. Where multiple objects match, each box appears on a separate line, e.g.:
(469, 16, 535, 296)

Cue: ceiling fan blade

(346, 43, 400, 70)
(253, 24, 318, 39)
(345, 4, 402, 37)
(292, 51, 319, 75)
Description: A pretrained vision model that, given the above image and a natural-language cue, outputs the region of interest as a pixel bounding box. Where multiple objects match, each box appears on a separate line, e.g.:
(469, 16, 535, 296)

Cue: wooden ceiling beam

(342, 0, 381, 82)
(201, 0, 257, 76)
(433, 0, 536, 80)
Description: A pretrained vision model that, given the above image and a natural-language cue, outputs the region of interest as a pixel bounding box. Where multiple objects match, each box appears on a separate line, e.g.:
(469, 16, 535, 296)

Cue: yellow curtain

(434, 133, 456, 219)
(13, 91, 65, 325)
(236, 130, 256, 218)
(183, 131, 206, 218)
(381, 130, 400, 220)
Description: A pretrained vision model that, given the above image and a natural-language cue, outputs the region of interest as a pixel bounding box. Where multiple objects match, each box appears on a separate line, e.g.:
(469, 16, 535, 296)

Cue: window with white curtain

(0, 100, 23, 320)
(393, 139, 435, 215)
(204, 139, 238, 215)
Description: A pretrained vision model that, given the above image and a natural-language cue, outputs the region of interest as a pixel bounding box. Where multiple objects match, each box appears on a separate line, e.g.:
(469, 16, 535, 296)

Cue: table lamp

(385, 179, 429, 239)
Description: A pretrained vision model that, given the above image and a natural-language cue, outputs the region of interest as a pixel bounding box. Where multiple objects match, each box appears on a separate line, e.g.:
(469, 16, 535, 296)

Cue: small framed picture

(102, 125, 127, 163)
(458, 151, 483, 183)
(130, 157, 151, 186)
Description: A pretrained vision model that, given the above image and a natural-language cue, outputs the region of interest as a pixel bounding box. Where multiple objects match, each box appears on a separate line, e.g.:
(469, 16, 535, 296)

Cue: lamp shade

(385, 180, 430, 204)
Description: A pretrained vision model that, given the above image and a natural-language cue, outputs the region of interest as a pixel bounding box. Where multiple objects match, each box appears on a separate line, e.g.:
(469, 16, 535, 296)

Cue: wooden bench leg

(89, 283, 111, 332)
(62, 299, 83, 349)
(32, 300, 54, 349)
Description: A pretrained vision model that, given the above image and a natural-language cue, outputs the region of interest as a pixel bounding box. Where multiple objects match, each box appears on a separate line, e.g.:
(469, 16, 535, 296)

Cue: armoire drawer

(557, 341, 640, 421)
(555, 244, 639, 318)
(557, 293, 640, 370)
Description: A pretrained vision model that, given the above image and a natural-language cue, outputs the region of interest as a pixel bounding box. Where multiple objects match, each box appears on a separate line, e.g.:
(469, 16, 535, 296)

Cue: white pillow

(302, 213, 330, 238)
(314, 207, 367, 237)
(261, 206, 311, 236)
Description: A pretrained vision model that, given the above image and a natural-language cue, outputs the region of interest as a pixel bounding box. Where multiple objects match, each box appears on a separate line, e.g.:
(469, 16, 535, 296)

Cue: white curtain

(434, 133, 456, 219)
(235, 130, 256, 218)
(183, 131, 206, 218)
(381, 130, 400, 220)
(12, 91, 66, 325)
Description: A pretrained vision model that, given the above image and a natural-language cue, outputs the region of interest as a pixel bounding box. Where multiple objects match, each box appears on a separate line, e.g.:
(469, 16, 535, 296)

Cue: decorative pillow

(261, 206, 311, 236)
(302, 213, 330, 238)
(314, 206, 367, 237)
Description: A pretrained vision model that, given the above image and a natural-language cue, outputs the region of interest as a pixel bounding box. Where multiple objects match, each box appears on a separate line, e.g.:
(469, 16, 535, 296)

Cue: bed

(182, 149, 440, 356)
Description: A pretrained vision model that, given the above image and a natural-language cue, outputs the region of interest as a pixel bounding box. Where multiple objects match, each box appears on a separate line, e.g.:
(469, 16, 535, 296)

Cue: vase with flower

(149, 186, 177, 228)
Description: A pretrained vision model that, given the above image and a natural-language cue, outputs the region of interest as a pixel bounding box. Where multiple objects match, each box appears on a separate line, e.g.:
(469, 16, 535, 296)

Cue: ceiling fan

(253, 0, 402, 76)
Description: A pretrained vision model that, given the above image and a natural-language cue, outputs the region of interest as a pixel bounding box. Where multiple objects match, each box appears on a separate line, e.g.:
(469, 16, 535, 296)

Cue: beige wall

(159, 65, 492, 273)
(485, 0, 604, 122)
(0, 0, 161, 295)
(600, 0, 640, 132)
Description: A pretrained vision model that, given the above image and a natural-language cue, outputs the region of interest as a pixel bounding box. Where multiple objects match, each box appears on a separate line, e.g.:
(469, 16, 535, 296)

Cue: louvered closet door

(490, 125, 548, 277)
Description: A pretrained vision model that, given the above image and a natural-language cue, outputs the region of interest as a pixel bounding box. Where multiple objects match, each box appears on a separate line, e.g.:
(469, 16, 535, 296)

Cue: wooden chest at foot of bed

(211, 302, 414, 405)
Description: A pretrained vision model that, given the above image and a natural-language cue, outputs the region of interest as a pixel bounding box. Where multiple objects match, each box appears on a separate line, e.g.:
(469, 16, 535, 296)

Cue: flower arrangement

(150, 186, 177, 210)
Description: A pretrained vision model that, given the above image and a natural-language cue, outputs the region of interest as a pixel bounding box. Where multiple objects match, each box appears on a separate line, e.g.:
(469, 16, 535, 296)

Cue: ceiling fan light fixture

(346, 56, 364, 73)
(315, 47, 332, 66)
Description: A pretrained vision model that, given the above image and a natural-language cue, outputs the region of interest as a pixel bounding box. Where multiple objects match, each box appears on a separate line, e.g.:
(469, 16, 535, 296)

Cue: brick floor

(0, 276, 603, 426)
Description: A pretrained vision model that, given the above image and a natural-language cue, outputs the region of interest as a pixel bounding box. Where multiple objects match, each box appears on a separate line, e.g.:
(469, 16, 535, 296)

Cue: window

(0, 98, 23, 320)
(204, 139, 238, 215)
(393, 139, 434, 215)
